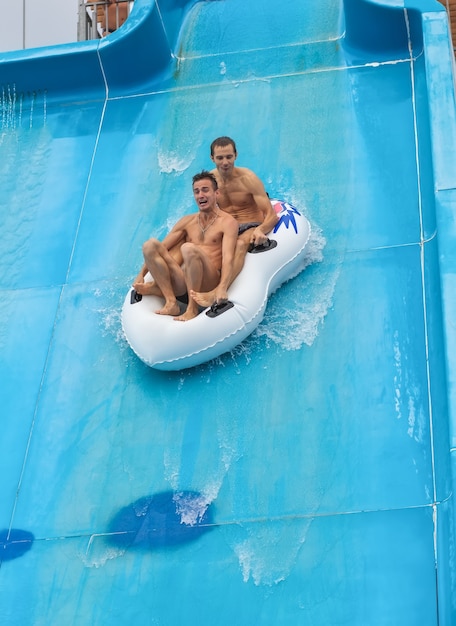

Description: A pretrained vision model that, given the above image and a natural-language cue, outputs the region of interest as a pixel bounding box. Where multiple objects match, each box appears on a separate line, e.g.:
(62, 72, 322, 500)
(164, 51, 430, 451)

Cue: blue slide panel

(1, 0, 456, 624)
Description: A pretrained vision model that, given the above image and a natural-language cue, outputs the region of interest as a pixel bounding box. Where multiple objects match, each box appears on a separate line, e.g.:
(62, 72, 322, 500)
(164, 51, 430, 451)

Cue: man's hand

(133, 272, 144, 287)
(214, 285, 229, 304)
(250, 227, 268, 246)
(133, 281, 147, 295)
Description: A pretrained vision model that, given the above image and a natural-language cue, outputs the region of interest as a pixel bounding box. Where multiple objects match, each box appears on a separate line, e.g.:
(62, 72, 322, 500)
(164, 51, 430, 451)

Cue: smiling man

(133, 171, 238, 321)
(190, 136, 279, 307)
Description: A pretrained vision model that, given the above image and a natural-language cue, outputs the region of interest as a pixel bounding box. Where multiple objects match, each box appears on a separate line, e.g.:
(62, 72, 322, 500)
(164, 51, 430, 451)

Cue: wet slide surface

(1, 0, 455, 623)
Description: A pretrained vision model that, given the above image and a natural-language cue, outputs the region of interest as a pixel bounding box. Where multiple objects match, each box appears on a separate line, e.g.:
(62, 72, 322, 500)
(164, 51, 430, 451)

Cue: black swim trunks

(177, 292, 189, 305)
(238, 222, 261, 236)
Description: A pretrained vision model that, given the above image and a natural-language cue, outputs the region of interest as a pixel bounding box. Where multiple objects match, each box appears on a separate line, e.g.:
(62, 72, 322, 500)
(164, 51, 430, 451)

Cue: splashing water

(230, 518, 314, 586)
(0, 85, 47, 137)
(173, 491, 210, 526)
(253, 223, 334, 351)
(157, 149, 189, 174)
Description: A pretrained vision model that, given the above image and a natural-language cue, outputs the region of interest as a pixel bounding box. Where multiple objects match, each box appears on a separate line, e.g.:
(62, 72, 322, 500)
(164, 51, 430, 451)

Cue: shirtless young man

(132, 171, 238, 321)
(99, 0, 129, 36)
(190, 136, 279, 307)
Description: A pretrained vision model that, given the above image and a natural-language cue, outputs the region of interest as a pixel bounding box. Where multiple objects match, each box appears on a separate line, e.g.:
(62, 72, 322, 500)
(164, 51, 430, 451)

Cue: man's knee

(180, 242, 199, 261)
(142, 238, 160, 258)
(236, 237, 250, 255)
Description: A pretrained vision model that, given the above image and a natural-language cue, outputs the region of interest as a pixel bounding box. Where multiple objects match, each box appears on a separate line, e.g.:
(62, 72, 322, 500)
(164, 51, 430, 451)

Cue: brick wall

(438, 0, 456, 51)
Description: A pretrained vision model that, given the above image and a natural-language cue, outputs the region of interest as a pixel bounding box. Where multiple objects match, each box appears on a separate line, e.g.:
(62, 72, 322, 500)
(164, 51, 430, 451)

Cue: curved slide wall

(1, 0, 456, 623)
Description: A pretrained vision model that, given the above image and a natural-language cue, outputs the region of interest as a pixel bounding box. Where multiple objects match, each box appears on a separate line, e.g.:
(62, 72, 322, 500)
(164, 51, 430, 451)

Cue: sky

(0, 0, 79, 52)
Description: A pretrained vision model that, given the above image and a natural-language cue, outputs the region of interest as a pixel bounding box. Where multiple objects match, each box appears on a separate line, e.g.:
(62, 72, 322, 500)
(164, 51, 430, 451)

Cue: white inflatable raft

(122, 200, 311, 370)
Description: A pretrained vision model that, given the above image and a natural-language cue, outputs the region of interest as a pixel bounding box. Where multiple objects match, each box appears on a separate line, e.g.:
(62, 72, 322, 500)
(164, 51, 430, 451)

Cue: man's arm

(160, 217, 189, 250)
(214, 216, 239, 302)
(246, 171, 279, 244)
(133, 216, 188, 286)
(133, 263, 149, 285)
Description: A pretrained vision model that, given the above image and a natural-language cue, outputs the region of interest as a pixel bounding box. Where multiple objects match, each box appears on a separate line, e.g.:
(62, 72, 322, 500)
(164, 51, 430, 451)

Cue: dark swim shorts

(238, 222, 261, 236)
(177, 293, 189, 304)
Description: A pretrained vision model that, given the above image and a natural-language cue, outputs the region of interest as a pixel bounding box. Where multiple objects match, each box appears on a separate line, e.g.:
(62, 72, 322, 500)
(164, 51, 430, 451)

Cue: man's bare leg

(190, 238, 249, 307)
(133, 280, 164, 297)
(133, 244, 183, 298)
(141, 238, 185, 316)
(174, 302, 200, 322)
(175, 243, 220, 321)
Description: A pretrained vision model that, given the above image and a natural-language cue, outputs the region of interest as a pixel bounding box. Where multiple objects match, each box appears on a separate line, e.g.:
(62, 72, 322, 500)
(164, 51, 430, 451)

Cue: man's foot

(189, 288, 216, 308)
(133, 282, 161, 296)
(174, 309, 198, 322)
(155, 302, 181, 316)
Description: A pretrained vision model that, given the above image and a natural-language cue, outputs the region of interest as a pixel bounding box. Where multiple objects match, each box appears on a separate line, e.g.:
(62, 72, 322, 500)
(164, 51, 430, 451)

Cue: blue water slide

(1, 0, 456, 623)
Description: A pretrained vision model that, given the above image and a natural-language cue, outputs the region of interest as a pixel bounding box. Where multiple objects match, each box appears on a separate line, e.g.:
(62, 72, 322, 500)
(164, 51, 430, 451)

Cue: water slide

(1, 0, 456, 623)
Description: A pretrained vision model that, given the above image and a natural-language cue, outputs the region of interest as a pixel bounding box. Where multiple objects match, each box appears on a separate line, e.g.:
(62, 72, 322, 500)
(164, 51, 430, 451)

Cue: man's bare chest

(217, 187, 253, 211)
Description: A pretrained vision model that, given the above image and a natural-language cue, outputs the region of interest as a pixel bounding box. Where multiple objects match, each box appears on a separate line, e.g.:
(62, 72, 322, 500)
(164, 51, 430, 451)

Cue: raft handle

(248, 239, 277, 254)
(130, 289, 143, 304)
(206, 300, 234, 318)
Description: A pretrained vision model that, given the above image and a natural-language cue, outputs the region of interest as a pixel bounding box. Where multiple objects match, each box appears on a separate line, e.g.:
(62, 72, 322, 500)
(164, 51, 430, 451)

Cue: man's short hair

(192, 170, 218, 190)
(210, 136, 237, 156)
